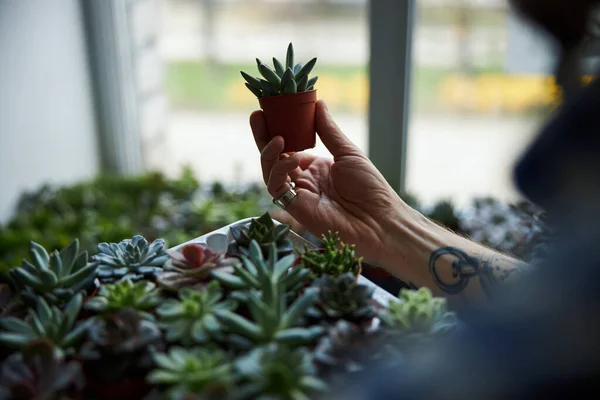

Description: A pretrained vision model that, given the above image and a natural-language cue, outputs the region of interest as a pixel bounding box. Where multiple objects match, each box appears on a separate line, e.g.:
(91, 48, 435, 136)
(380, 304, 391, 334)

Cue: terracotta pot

(259, 90, 317, 152)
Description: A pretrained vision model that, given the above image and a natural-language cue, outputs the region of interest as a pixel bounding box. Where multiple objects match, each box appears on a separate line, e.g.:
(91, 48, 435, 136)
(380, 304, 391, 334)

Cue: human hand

(250, 100, 409, 265)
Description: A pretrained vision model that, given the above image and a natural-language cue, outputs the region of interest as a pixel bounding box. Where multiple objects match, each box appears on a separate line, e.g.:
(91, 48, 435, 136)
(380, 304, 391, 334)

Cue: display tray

(171, 217, 396, 307)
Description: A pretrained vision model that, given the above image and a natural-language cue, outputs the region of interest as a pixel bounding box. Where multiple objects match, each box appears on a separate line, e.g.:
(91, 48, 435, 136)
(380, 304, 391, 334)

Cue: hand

(250, 100, 408, 265)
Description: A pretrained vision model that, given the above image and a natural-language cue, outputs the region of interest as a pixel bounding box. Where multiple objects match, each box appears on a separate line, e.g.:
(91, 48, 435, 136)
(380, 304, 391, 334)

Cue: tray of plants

(0, 211, 461, 399)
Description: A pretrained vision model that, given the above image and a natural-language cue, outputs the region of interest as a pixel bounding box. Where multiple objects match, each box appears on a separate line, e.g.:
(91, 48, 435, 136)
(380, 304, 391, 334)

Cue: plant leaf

(241, 71, 262, 90)
(296, 75, 309, 92)
(273, 57, 285, 77)
(29, 241, 50, 270)
(36, 297, 53, 325)
(245, 83, 263, 98)
(280, 68, 294, 92)
(63, 293, 83, 330)
(259, 79, 278, 96)
(282, 288, 318, 328)
(286, 43, 294, 70)
(294, 57, 317, 84)
(283, 79, 297, 94)
(59, 239, 79, 276)
(214, 310, 261, 340)
(211, 271, 246, 290)
(13, 268, 47, 291)
(61, 263, 96, 288)
(307, 76, 318, 88)
(0, 317, 35, 336)
(259, 63, 281, 91)
(293, 62, 303, 74)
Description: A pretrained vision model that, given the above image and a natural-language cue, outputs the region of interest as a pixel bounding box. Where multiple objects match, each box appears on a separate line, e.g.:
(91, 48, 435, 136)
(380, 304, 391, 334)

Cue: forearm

(379, 204, 526, 304)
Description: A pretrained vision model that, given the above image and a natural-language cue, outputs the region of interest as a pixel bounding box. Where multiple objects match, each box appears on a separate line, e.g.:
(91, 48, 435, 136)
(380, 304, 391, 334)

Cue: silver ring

(273, 182, 297, 210)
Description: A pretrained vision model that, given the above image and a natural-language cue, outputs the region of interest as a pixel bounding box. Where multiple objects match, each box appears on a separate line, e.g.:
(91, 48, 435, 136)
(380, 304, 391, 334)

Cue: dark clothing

(344, 76, 600, 399)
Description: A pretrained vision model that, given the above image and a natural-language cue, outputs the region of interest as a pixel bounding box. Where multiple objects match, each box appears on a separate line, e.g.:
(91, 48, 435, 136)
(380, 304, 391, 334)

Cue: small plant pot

(259, 90, 317, 152)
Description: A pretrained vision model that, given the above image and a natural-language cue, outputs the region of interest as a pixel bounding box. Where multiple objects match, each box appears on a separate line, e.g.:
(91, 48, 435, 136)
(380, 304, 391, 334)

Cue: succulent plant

(157, 243, 236, 292)
(307, 273, 376, 323)
(299, 232, 362, 279)
(235, 343, 327, 400)
(92, 235, 168, 283)
(213, 241, 311, 301)
(378, 287, 459, 342)
(156, 281, 236, 346)
(241, 42, 318, 98)
(313, 320, 384, 375)
(84, 279, 162, 319)
(230, 212, 293, 257)
(147, 346, 235, 400)
(0, 293, 92, 355)
(9, 239, 96, 305)
(80, 309, 164, 384)
(0, 340, 84, 400)
(215, 244, 324, 349)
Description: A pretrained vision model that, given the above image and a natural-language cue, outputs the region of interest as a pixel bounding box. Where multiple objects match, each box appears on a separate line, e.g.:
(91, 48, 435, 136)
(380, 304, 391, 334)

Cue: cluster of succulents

(0, 211, 462, 399)
(92, 235, 168, 283)
(241, 43, 318, 97)
(300, 231, 362, 279)
(230, 212, 293, 256)
(157, 243, 236, 291)
(10, 239, 96, 306)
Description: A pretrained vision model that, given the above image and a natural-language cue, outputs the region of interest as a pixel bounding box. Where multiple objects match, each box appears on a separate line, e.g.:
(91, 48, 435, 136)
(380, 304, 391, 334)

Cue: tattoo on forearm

(428, 247, 525, 297)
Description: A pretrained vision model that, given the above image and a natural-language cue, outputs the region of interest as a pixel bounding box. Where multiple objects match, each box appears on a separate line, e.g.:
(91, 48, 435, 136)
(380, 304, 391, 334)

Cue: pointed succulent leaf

(59, 239, 79, 274)
(71, 250, 88, 274)
(286, 43, 294, 70)
(241, 71, 262, 90)
(214, 310, 262, 340)
(259, 79, 278, 96)
(307, 76, 318, 88)
(12, 268, 47, 291)
(294, 57, 317, 83)
(259, 63, 281, 90)
(0, 317, 35, 336)
(283, 79, 297, 94)
(39, 268, 58, 287)
(282, 288, 318, 327)
(274, 327, 322, 346)
(29, 241, 50, 270)
(273, 57, 285, 77)
(61, 263, 95, 288)
(245, 83, 263, 98)
(63, 293, 83, 330)
(36, 296, 53, 325)
(30, 311, 46, 337)
(306, 85, 315, 91)
(62, 319, 93, 348)
(297, 75, 309, 92)
(273, 254, 295, 279)
(280, 67, 294, 91)
(293, 62, 303, 74)
(0, 332, 33, 347)
(211, 270, 246, 290)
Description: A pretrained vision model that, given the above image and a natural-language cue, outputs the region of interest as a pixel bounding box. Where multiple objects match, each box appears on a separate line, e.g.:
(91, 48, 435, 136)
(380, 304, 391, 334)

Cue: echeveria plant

(230, 212, 293, 256)
(92, 235, 168, 283)
(84, 279, 162, 319)
(299, 232, 362, 279)
(241, 42, 318, 97)
(10, 239, 96, 305)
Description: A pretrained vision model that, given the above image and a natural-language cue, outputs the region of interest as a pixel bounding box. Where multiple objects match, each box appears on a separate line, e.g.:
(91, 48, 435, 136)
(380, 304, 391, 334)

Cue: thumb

(315, 100, 362, 159)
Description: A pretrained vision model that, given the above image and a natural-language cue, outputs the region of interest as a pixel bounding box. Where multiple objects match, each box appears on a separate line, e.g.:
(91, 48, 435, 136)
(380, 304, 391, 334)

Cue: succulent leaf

(258, 63, 281, 90)
(296, 74, 309, 92)
(286, 43, 294, 70)
(307, 76, 319, 88)
(240, 71, 262, 90)
(273, 57, 285, 77)
(245, 83, 262, 98)
(294, 57, 317, 83)
(283, 79, 297, 94)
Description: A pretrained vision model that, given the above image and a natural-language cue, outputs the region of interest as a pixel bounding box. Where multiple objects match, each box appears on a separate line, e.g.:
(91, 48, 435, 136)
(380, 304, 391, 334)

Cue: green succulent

(147, 346, 235, 400)
(213, 241, 311, 301)
(241, 42, 318, 97)
(156, 281, 236, 346)
(92, 235, 168, 283)
(9, 239, 96, 305)
(0, 293, 92, 355)
(0, 340, 85, 400)
(307, 273, 376, 323)
(230, 212, 293, 256)
(378, 287, 459, 339)
(84, 279, 162, 319)
(235, 343, 327, 400)
(157, 243, 236, 292)
(215, 243, 324, 349)
(299, 232, 362, 279)
(80, 309, 165, 383)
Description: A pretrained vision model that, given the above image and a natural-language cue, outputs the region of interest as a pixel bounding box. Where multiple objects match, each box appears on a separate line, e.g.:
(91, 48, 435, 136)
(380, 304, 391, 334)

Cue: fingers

(260, 136, 285, 184)
(315, 100, 363, 160)
(268, 157, 298, 198)
(250, 110, 269, 151)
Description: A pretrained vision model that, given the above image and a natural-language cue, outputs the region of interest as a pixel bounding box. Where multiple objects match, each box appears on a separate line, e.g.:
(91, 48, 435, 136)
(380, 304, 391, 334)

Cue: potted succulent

(9, 239, 97, 306)
(80, 309, 164, 399)
(241, 43, 318, 152)
(0, 339, 84, 400)
(156, 281, 236, 346)
(299, 232, 362, 280)
(157, 243, 237, 292)
(229, 212, 293, 257)
(92, 235, 168, 283)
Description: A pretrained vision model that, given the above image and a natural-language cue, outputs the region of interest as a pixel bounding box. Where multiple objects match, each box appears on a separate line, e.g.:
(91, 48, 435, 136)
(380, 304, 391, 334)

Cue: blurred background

(0, 0, 558, 270)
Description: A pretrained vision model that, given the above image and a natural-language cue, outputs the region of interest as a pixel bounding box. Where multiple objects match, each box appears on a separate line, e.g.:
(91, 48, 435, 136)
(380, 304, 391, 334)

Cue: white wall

(0, 0, 100, 221)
